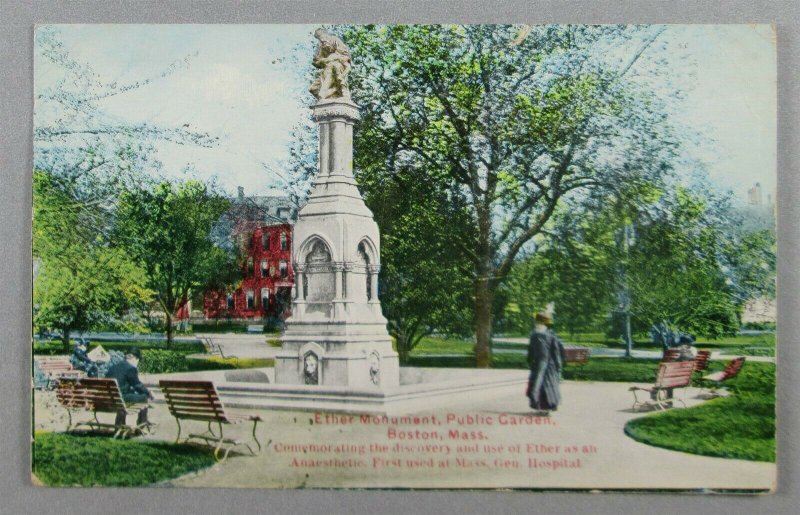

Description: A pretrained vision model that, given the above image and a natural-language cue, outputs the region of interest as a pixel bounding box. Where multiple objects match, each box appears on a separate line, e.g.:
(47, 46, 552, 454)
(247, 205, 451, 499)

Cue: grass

(411, 336, 475, 355)
(32, 431, 216, 486)
(195, 356, 275, 369)
(624, 361, 776, 462)
(405, 353, 662, 382)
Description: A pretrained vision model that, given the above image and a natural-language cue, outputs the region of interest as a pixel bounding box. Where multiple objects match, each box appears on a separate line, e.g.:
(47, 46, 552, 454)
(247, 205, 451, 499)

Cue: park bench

(693, 350, 712, 375)
(701, 356, 746, 397)
(661, 348, 681, 362)
(629, 360, 696, 411)
(54, 378, 153, 438)
(563, 347, 590, 366)
(201, 336, 227, 358)
(159, 380, 263, 461)
(34, 357, 85, 390)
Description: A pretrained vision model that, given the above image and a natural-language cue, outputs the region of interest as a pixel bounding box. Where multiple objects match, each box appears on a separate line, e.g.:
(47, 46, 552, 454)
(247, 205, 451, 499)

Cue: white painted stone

(276, 96, 399, 389)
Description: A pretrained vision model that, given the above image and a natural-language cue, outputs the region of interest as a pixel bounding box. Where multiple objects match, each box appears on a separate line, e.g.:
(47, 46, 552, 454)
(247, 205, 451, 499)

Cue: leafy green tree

(33, 171, 152, 350)
(359, 163, 474, 361)
(32, 27, 222, 348)
(342, 24, 679, 366)
(115, 180, 232, 347)
(505, 180, 774, 352)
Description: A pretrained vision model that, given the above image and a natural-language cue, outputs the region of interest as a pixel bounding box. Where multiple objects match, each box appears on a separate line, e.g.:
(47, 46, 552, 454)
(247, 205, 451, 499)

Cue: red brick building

(203, 190, 296, 322)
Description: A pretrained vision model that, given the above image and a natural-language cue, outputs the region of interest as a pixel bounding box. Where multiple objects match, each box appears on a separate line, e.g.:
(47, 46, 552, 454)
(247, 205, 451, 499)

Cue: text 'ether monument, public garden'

(274, 29, 400, 389)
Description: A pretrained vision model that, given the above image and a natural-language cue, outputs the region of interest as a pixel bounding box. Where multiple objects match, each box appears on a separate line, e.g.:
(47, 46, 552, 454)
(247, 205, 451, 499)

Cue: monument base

(277, 315, 400, 388)
(145, 368, 526, 416)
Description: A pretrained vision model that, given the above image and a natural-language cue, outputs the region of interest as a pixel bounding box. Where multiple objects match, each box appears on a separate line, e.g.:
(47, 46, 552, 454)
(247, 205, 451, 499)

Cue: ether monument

(275, 29, 400, 388)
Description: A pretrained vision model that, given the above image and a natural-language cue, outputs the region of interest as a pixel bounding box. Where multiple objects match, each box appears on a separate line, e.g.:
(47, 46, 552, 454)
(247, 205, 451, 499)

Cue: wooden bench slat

(160, 380, 221, 388)
(166, 405, 226, 416)
(163, 393, 222, 402)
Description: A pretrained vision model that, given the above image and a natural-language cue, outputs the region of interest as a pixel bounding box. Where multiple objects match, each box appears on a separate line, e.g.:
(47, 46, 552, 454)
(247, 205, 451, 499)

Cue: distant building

(203, 188, 297, 323)
(742, 297, 776, 325)
(747, 182, 763, 206)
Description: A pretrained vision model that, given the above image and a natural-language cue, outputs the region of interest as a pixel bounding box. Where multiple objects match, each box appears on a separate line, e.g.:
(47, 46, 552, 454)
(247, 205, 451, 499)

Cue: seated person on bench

(105, 347, 154, 427)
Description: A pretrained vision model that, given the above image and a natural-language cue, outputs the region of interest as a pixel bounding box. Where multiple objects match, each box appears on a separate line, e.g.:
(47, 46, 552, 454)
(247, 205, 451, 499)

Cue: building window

(260, 259, 268, 277)
(262, 232, 270, 250)
(261, 288, 269, 310)
(279, 260, 288, 278)
(246, 289, 255, 309)
(247, 257, 254, 276)
(280, 232, 288, 251)
(226, 293, 234, 310)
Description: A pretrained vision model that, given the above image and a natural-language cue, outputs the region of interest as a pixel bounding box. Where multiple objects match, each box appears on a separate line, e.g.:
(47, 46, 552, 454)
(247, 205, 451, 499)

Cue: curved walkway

(164, 379, 774, 490)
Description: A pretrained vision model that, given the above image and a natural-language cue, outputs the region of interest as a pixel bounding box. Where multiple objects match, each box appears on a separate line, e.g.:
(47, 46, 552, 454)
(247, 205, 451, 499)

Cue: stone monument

(274, 29, 399, 388)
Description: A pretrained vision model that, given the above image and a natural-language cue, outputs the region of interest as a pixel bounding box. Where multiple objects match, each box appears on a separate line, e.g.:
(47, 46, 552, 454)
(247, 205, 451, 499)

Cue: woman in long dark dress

(526, 312, 566, 415)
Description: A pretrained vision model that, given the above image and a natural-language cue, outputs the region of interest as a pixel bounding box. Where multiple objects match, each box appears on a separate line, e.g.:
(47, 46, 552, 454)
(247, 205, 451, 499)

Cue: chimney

(238, 186, 244, 200)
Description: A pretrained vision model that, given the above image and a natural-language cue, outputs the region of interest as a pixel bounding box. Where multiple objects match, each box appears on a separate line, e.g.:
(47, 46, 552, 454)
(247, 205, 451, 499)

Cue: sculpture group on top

(309, 28, 352, 101)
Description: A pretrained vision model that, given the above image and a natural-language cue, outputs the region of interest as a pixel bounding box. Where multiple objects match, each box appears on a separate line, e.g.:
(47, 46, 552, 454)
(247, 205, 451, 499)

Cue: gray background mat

(1, 1, 797, 513)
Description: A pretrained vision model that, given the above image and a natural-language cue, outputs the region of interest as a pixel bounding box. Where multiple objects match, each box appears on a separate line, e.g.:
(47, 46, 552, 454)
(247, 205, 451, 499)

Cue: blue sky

(34, 24, 776, 203)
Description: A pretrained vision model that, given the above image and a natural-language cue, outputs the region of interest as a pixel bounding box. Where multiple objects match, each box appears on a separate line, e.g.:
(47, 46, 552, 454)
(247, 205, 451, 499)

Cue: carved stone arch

(298, 234, 336, 264)
(356, 237, 377, 265)
(356, 237, 379, 302)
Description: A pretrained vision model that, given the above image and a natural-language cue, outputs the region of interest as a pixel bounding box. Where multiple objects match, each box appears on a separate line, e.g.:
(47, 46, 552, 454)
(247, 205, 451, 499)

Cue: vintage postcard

(32, 24, 776, 491)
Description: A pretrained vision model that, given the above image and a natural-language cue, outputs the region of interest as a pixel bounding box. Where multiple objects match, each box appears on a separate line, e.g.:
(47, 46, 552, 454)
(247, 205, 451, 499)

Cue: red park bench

(701, 356, 746, 397)
(563, 347, 590, 366)
(629, 360, 695, 411)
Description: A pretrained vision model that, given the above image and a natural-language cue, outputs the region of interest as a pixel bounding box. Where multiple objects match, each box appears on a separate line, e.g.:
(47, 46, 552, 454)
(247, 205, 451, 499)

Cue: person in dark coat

(105, 347, 153, 428)
(526, 312, 566, 415)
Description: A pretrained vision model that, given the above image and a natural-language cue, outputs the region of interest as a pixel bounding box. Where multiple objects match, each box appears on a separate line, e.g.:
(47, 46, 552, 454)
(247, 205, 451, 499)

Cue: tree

(342, 24, 679, 366)
(359, 160, 475, 361)
(115, 180, 232, 347)
(33, 171, 152, 350)
(506, 178, 774, 352)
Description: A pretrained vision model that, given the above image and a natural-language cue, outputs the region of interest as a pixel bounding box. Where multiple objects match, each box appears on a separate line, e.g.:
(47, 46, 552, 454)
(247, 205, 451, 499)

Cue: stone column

(333, 263, 344, 299)
(368, 264, 380, 303)
(294, 264, 306, 302)
(318, 122, 330, 176)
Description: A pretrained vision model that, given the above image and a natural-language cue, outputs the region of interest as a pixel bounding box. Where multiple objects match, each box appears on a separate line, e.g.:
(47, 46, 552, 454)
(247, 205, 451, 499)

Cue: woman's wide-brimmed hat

(534, 311, 553, 325)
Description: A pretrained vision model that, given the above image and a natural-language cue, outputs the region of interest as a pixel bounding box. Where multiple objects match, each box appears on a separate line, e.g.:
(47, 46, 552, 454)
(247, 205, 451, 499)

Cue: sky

(34, 24, 776, 202)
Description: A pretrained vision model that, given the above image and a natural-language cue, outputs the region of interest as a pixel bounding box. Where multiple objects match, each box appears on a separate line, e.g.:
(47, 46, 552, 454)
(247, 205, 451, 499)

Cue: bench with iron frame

(201, 337, 227, 358)
(55, 377, 153, 438)
(159, 380, 262, 461)
(629, 360, 696, 411)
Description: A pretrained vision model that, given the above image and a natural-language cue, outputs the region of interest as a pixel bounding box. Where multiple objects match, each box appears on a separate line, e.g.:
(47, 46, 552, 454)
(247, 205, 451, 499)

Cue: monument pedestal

(275, 98, 399, 389)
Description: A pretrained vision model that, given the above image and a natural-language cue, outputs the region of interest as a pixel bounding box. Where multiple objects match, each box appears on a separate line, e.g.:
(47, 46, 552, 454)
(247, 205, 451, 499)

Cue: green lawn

(33, 431, 216, 486)
(411, 336, 475, 355)
(624, 361, 776, 462)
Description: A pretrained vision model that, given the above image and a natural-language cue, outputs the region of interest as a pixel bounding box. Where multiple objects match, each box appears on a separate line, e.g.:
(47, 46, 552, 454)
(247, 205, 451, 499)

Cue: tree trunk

(165, 311, 173, 349)
(62, 327, 71, 353)
(623, 309, 633, 358)
(474, 276, 493, 368)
